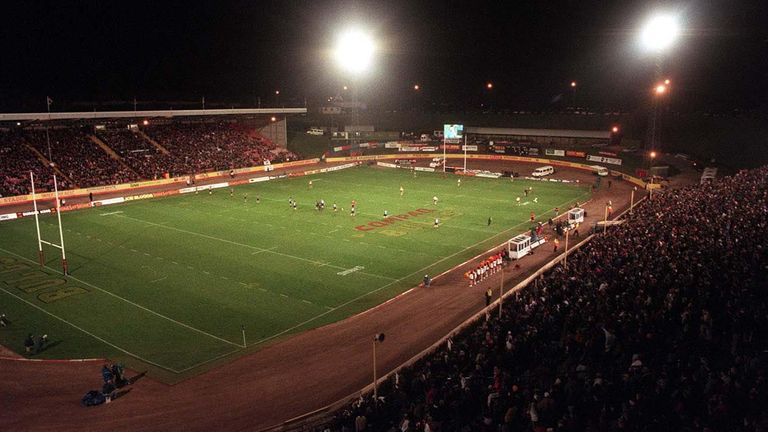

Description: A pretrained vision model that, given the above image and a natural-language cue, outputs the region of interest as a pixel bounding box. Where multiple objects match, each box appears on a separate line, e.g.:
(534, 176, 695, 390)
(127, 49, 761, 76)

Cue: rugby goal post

(30, 171, 69, 275)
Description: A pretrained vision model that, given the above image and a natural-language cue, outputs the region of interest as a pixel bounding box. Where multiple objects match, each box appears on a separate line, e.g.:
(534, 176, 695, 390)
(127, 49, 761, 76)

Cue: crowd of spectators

(142, 121, 297, 175)
(95, 129, 171, 180)
(0, 121, 299, 196)
(0, 131, 70, 196)
(324, 166, 768, 431)
(25, 128, 138, 188)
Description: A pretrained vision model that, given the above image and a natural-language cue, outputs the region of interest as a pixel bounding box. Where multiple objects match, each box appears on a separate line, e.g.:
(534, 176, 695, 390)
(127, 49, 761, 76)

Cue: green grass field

(0, 166, 590, 382)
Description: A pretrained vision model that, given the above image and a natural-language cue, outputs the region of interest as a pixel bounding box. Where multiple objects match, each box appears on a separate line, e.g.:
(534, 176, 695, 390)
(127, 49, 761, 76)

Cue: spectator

(323, 166, 768, 432)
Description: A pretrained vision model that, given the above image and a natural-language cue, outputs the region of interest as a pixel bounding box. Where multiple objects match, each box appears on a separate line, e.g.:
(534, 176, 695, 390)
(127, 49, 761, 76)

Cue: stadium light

(142, 120, 149, 126)
(664, 78, 671, 85)
(486, 82, 493, 89)
(334, 29, 375, 74)
(413, 84, 420, 91)
(640, 13, 680, 52)
(655, 84, 667, 95)
(650, 151, 657, 159)
(275, 90, 280, 95)
(343, 85, 348, 91)
(611, 126, 619, 133)
(271, 116, 277, 122)
(570, 81, 577, 88)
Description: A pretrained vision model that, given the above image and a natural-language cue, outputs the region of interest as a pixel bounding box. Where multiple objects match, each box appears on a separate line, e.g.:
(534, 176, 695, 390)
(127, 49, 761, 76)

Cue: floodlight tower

(639, 12, 680, 168)
(333, 28, 375, 144)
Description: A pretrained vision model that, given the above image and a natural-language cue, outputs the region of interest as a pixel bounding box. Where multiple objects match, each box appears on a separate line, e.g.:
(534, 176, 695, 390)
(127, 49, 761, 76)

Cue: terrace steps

(24, 142, 76, 187)
(88, 135, 140, 177)
(136, 130, 170, 155)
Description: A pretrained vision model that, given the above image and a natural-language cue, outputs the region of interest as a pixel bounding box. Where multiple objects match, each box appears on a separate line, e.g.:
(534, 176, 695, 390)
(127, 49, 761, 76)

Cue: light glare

(334, 29, 375, 74)
(640, 14, 680, 52)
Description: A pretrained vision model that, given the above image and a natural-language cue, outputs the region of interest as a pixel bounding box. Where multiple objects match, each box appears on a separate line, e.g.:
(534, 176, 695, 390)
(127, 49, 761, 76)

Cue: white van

(306, 128, 324, 136)
(531, 165, 554, 177)
(590, 165, 609, 176)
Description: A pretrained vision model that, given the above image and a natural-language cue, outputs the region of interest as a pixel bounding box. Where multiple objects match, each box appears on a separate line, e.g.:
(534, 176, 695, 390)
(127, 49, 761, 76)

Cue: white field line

(251, 246, 277, 255)
(99, 211, 124, 216)
(0, 247, 243, 349)
(249, 190, 592, 347)
(0, 286, 183, 373)
(172, 345, 241, 374)
(116, 214, 396, 282)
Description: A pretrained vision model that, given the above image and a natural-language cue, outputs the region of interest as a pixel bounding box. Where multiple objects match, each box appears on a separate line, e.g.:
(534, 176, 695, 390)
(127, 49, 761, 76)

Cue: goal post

(30, 171, 68, 275)
(30, 171, 45, 266)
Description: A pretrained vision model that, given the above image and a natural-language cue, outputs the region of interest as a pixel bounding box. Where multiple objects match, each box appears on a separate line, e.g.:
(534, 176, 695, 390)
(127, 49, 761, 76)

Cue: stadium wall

(326, 153, 647, 188)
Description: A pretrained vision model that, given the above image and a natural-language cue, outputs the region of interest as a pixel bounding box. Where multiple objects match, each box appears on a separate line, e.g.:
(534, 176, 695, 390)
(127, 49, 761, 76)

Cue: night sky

(1, 0, 766, 112)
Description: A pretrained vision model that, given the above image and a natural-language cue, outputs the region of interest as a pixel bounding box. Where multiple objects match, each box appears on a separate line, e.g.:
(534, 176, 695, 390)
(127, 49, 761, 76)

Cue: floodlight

(570, 81, 577, 87)
(611, 126, 619, 133)
(640, 14, 680, 52)
(334, 29, 375, 74)
(486, 82, 493, 89)
(655, 84, 667, 95)
(413, 84, 420, 90)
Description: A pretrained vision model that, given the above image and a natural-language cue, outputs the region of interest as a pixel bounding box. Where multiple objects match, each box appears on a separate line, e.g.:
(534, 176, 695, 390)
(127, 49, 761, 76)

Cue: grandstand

(0, 108, 303, 196)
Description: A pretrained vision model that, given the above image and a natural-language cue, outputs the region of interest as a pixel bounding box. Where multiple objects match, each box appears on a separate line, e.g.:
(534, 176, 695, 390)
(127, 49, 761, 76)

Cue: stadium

(2, 2, 767, 432)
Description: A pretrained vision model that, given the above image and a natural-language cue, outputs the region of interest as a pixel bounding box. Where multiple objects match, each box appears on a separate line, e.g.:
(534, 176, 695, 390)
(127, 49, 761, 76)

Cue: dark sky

(1, 0, 766, 112)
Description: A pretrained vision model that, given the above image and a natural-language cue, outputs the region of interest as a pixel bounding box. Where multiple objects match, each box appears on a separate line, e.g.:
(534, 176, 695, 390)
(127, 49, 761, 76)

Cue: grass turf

(0, 166, 590, 382)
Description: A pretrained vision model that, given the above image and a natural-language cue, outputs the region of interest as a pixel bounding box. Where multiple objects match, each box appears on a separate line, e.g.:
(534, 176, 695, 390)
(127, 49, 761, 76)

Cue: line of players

(464, 251, 505, 287)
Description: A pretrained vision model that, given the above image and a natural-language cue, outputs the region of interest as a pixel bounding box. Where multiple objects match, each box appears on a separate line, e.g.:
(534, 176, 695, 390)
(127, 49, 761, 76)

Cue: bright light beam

(640, 14, 680, 52)
(334, 29, 375, 74)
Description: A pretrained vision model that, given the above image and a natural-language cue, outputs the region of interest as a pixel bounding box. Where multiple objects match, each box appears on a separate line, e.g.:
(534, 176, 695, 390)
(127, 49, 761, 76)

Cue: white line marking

(202, 270, 211, 275)
(249, 192, 592, 347)
(150, 276, 167, 284)
(251, 246, 277, 255)
(301, 299, 313, 305)
(280, 294, 288, 298)
(116, 214, 395, 281)
(0, 286, 180, 373)
(0, 247, 242, 349)
(99, 211, 124, 216)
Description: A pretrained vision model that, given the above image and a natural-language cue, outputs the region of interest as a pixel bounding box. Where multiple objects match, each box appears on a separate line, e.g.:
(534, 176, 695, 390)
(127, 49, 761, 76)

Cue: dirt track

(0, 160, 638, 431)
